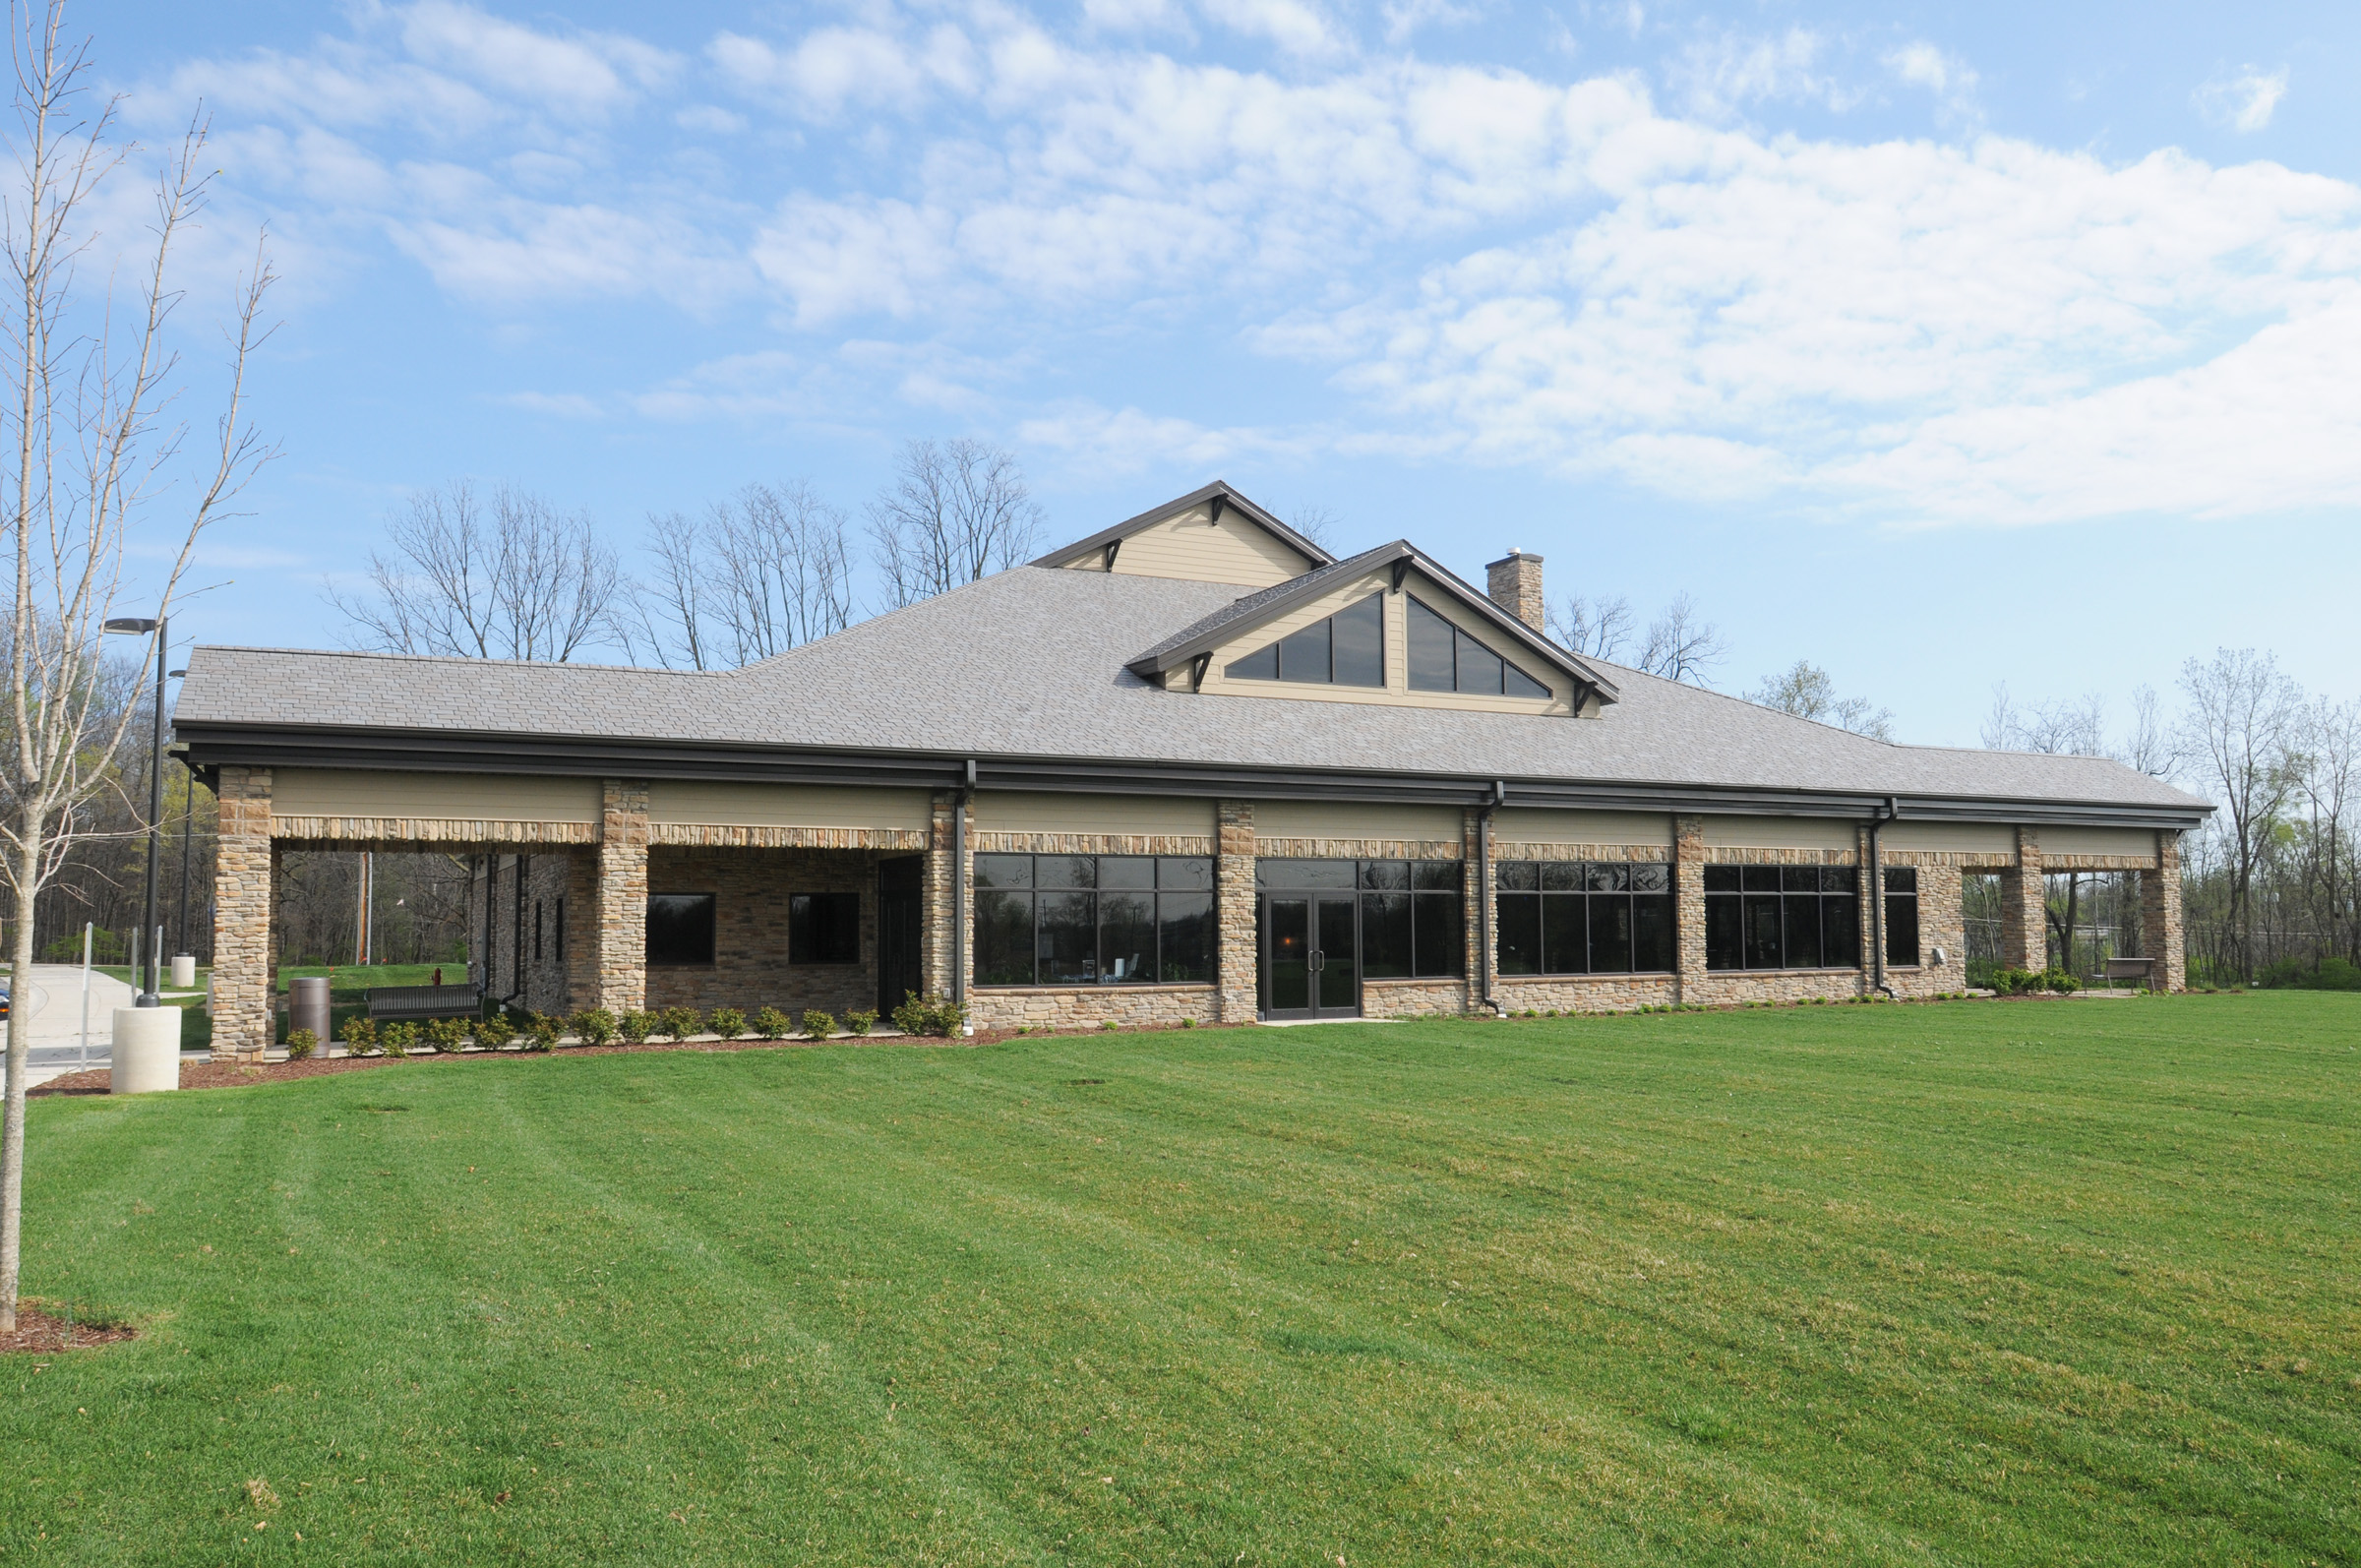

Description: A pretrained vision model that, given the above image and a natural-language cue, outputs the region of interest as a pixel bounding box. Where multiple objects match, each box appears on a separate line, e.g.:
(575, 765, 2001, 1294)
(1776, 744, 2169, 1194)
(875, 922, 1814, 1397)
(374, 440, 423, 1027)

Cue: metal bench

(366, 985, 483, 1021)
(2102, 957, 2153, 990)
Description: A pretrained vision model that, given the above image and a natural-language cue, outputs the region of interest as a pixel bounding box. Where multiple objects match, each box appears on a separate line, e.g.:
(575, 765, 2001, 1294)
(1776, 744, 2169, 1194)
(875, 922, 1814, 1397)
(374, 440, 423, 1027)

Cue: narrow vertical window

(1884, 867, 1920, 966)
(533, 900, 543, 962)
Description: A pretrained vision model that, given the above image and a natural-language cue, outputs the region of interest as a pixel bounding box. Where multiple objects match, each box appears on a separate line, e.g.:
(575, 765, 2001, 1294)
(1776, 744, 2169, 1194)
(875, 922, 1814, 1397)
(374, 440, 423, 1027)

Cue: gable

(1065, 499, 1315, 587)
(1179, 565, 1584, 716)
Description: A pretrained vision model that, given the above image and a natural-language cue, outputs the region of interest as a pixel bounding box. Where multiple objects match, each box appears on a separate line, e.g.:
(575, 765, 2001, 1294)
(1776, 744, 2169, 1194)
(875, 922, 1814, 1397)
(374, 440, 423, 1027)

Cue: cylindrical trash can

(289, 975, 332, 1054)
(170, 954, 196, 989)
(110, 1005, 181, 1093)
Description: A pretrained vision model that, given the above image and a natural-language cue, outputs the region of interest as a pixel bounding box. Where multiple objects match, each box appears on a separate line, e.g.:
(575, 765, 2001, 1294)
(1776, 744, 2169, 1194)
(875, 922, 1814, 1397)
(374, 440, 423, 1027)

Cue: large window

(646, 892, 716, 966)
(1406, 595, 1549, 698)
(1225, 593, 1384, 687)
(789, 892, 860, 964)
(1257, 858, 1465, 978)
(1884, 868, 1920, 966)
(1496, 861, 1674, 974)
(1703, 867, 1859, 971)
(974, 855, 1215, 986)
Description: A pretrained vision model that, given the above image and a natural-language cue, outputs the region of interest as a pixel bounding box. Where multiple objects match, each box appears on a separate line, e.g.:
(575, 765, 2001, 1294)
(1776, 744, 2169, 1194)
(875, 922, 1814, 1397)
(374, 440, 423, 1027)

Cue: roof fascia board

(1125, 540, 1621, 702)
(178, 724, 2210, 830)
(1030, 480, 1334, 572)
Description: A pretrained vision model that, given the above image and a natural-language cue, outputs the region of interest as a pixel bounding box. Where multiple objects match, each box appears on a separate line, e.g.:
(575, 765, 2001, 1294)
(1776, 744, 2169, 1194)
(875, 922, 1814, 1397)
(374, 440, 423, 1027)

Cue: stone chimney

(1485, 549, 1544, 633)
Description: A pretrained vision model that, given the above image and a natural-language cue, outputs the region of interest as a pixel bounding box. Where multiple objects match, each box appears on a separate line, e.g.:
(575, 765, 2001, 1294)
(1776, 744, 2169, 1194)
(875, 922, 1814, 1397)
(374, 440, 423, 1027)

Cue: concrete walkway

(7, 964, 191, 1090)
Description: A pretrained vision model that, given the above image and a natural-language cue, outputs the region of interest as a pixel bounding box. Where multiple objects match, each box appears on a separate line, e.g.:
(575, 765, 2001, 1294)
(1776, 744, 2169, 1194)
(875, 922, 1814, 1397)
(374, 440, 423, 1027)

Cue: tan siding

(973, 792, 1216, 837)
(1883, 820, 2018, 857)
(2037, 825, 2160, 862)
(645, 781, 932, 831)
(1700, 814, 1858, 851)
(272, 768, 598, 823)
(1088, 505, 1313, 586)
(1493, 808, 1673, 848)
(1253, 801, 1465, 843)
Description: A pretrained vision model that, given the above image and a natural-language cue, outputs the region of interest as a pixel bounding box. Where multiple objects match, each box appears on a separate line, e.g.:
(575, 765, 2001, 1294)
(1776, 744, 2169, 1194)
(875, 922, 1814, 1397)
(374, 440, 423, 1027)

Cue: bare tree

(619, 508, 710, 670)
(1637, 591, 1725, 686)
(2295, 696, 2360, 977)
(330, 481, 618, 662)
(621, 482, 853, 669)
(2176, 647, 2302, 980)
(1548, 593, 1635, 662)
(1288, 504, 1341, 553)
(1, 6, 274, 1331)
(866, 438, 1043, 609)
(1744, 660, 1896, 741)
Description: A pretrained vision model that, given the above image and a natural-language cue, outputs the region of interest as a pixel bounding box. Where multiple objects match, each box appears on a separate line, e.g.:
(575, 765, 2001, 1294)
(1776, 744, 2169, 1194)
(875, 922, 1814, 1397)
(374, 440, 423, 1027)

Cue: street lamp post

(102, 615, 168, 1007)
(170, 670, 192, 962)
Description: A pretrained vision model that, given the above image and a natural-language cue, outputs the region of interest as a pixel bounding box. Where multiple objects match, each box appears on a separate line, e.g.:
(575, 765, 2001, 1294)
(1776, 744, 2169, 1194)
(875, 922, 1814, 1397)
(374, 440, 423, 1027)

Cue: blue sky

(88, 0, 2361, 746)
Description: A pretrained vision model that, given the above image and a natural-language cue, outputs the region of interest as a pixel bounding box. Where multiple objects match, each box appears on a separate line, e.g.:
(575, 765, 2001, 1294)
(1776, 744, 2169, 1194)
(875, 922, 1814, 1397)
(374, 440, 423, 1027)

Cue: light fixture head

(102, 617, 157, 633)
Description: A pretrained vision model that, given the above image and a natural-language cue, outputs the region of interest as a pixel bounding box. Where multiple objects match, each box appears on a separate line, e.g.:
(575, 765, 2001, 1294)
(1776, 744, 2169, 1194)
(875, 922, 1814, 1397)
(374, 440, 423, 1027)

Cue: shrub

(660, 1005, 702, 1043)
(844, 1009, 877, 1037)
(472, 1012, 515, 1051)
(521, 1012, 559, 1053)
(707, 1006, 747, 1041)
(1101, 1019, 1119, 1032)
(619, 1010, 655, 1046)
(2039, 967, 2081, 995)
(1180, 1017, 1196, 1029)
(338, 1015, 378, 1055)
(570, 1008, 618, 1047)
(2259, 955, 2361, 991)
(424, 1018, 468, 1055)
(800, 1009, 838, 1040)
(1992, 967, 2041, 996)
(890, 991, 966, 1038)
(752, 1006, 791, 1042)
(284, 1027, 318, 1061)
(381, 1021, 421, 1057)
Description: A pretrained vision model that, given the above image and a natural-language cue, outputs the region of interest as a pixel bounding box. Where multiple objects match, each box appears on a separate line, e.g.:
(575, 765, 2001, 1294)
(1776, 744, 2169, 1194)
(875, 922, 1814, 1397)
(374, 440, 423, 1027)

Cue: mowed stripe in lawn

(5, 995, 2357, 1565)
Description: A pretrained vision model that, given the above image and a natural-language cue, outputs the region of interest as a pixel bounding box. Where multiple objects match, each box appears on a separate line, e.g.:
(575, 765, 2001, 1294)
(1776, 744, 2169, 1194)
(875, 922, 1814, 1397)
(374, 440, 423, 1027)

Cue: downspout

(479, 854, 496, 997)
(1868, 798, 1898, 999)
(953, 758, 975, 1034)
(1478, 779, 1506, 1016)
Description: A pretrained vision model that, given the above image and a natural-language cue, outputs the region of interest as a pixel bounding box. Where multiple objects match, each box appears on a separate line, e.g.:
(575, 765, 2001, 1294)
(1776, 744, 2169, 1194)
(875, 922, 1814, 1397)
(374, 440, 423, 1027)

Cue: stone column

(562, 850, 598, 1014)
(596, 780, 650, 1014)
(1463, 807, 1490, 1015)
(1673, 814, 1706, 1004)
(1216, 800, 1257, 1023)
(921, 792, 967, 1003)
(1999, 825, 2046, 971)
(210, 765, 274, 1059)
(2142, 829, 2185, 993)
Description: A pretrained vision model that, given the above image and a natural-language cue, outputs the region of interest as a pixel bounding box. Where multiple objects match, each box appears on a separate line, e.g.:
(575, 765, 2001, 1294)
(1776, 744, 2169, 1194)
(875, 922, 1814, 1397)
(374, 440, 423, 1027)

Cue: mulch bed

(1, 1305, 137, 1355)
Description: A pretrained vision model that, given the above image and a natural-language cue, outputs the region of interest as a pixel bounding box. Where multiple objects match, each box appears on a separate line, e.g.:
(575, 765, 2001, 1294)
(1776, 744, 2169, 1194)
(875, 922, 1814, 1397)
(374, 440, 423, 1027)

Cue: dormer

(1031, 480, 1330, 588)
(1125, 541, 1618, 717)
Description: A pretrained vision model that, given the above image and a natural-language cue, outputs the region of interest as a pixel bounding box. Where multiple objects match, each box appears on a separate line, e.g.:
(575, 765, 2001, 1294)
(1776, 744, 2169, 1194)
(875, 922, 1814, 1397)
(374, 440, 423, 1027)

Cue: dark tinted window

(972, 855, 1219, 987)
(1413, 860, 1461, 891)
(1278, 617, 1331, 683)
(646, 893, 715, 966)
(975, 889, 1034, 985)
(1225, 641, 1278, 680)
(1159, 856, 1214, 889)
(1407, 596, 1456, 691)
(1885, 868, 1920, 966)
(974, 854, 1032, 888)
(1632, 894, 1673, 972)
(1361, 892, 1412, 978)
(1099, 890, 1157, 983)
(1038, 891, 1097, 983)
(1259, 858, 1358, 888)
(1413, 892, 1464, 977)
(1332, 594, 1385, 687)
(1455, 629, 1504, 694)
(1491, 860, 1668, 975)
(1160, 892, 1215, 982)
(1496, 892, 1540, 976)
(1098, 856, 1155, 888)
(1544, 893, 1590, 974)
(789, 891, 860, 964)
(1706, 861, 1861, 972)
(1503, 662, 1549, 699)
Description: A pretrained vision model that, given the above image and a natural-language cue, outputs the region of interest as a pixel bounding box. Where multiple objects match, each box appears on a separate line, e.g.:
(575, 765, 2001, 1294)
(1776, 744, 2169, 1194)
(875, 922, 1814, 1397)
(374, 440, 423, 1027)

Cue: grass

(6, 993, 2358, 1565)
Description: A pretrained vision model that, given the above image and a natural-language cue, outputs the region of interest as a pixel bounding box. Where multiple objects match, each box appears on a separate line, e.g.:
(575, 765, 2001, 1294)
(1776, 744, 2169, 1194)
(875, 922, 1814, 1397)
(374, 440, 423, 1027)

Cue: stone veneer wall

(597, 780, 650, 1013)
(638, 844, 882, 1017)
(969, 985, 1219, 1031)
(211, 765, 274, 1058)
(1998, 825, 2046, 971)
(2143, 830, 2185, 992)
(924, 792, 962, 1005)
(1216, 800, 1257, 1023)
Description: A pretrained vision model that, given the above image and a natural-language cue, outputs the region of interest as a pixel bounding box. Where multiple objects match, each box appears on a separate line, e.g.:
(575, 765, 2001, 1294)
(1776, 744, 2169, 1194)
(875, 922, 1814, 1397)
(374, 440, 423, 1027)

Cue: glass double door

(1261, 892, 1360, 1020)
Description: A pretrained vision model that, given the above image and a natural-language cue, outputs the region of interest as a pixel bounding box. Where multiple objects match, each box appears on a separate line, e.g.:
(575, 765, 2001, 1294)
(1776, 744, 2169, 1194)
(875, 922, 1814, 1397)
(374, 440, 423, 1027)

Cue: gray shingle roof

(175, 565, 2209, 817)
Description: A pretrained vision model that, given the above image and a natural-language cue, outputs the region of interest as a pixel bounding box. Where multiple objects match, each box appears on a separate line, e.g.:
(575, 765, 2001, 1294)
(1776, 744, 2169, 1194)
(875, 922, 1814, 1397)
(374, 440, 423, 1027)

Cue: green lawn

(7, 995, 2358, 1565)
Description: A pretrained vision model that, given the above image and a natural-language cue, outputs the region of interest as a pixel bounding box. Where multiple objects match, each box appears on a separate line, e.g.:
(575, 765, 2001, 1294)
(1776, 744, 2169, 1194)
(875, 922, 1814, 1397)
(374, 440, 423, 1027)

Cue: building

(176, 482, 2210, 1053)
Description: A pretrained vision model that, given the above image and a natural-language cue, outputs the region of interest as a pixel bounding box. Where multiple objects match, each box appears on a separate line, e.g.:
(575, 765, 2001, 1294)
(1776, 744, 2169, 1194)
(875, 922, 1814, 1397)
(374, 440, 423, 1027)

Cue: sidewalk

(9, 964, 201, 1090)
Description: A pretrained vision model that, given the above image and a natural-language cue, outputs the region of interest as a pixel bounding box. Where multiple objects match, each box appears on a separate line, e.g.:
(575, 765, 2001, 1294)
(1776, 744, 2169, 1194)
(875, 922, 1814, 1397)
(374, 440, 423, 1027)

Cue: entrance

(877, 856, 923, 1016)
(1260, 891, 1360, 1020)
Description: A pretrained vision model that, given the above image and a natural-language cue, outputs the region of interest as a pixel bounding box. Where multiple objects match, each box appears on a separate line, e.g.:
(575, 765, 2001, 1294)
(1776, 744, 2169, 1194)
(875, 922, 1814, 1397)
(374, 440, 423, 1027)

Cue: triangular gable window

(1224, 593, 1384, 687)
(1407, 595, 1549, 698)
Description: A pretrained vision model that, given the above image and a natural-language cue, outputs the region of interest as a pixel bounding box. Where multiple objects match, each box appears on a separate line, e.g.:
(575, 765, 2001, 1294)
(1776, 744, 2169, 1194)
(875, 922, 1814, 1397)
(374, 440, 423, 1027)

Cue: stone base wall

(1685, 968, 1871, 1005)
(1496, 973, 1680, 1011)
(970, 984, 1218, 1030)
(637, 844, 882, 1018)
(211, 765, 275, 1058)
(1363, 977, 1473, 1018)
(2142, 830, 2185, 992)
(1216, 801, 1257, 1023)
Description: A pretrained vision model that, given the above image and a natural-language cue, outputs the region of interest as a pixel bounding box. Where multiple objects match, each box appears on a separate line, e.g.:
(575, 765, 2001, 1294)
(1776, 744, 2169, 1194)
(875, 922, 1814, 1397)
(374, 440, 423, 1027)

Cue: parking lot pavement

(8, 964, 203, 1089)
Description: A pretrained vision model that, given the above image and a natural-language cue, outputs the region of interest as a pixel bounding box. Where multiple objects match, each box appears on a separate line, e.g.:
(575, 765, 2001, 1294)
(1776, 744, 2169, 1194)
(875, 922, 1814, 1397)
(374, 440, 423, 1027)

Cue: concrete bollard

(288, 975, 332, 1052)
(111, 1006, 182, 1093)
(170, 954, 196, 989)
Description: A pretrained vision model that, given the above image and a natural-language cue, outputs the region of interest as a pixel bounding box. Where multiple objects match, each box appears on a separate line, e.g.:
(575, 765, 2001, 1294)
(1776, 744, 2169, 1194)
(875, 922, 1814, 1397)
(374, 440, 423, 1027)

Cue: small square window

(1496, 860, 1539, 891)
(1360, 860, 1412, 891)
(646, 893, 715, 966)
(1704, 866, 1740, 893)
(1412, 860, 1462, 892)
(789, 891, 860, 964)
(1630, 863, 1670, 894)
(1884, 867, 1918, 893)
(1540, 861, 1584, 891)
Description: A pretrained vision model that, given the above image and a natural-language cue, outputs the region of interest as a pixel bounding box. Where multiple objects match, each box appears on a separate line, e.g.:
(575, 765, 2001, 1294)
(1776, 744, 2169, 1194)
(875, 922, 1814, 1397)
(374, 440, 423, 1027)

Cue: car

(0, 984, 10, 1020)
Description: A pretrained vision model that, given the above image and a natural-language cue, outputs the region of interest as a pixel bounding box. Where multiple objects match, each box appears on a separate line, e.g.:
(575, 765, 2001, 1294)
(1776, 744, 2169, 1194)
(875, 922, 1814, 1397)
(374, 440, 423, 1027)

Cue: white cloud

(499, 391, 606, 419)
(1667, 27, 1855, 121)
(1017, 402, 1307, 471)
(1197, 0, 1346, 57)
(2195, 66, 2288, 134)
(394, 0, 677, 117)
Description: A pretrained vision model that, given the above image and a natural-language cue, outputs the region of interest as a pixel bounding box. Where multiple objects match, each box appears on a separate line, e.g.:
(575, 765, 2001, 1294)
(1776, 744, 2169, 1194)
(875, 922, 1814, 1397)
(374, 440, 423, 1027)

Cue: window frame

(1224, 593, 1387, 689)
(1494, 860, 1676, 976)
(1257, 858, 1465, 979)
(644, 891, 718, 967)
(1883, 866, 1921, 967)
(972, 854, 1217, 988)
(1404, 593, 1551, 699)
(1701, 865, 1863, 972)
